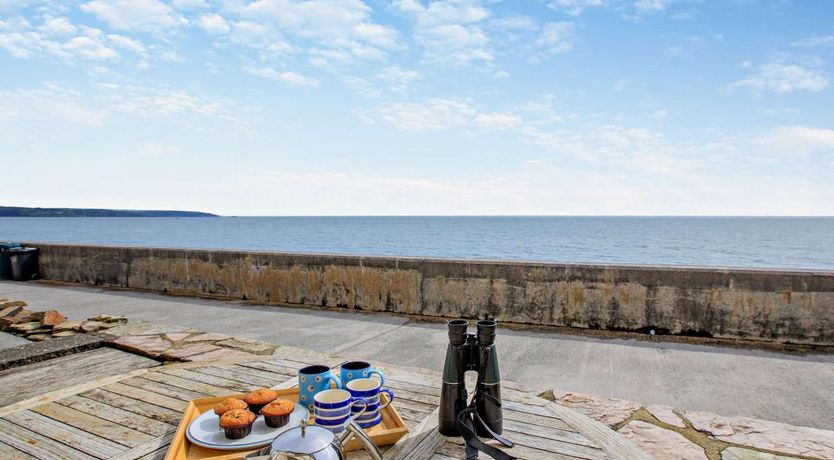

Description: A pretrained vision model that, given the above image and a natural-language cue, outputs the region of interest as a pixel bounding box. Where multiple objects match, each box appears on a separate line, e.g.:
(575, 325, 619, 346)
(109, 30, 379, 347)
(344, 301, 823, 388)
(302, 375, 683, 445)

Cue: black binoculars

(438, 319, 504, 438)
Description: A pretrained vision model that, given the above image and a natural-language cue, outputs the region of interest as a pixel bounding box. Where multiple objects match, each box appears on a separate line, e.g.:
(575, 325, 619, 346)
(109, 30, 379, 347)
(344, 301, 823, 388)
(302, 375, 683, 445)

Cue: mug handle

(378, 388, 395, 410)
(326, 375, 343, 389)
(349, 399, 368, 421)
(369, 369, 385, 386)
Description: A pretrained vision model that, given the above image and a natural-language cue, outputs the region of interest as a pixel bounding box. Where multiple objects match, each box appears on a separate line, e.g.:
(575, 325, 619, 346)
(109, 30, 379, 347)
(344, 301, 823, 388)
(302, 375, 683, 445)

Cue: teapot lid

(270, 422, 334, 455)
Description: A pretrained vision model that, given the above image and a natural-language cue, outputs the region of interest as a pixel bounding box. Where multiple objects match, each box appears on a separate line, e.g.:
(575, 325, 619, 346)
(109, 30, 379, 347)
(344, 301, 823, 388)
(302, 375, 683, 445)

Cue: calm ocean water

(1, 216, 833, 270)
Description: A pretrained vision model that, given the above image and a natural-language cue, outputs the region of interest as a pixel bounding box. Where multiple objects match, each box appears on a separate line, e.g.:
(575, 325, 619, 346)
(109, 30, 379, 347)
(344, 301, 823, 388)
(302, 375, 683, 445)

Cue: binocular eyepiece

(447, 319, 497, 346)
(439, 318, 504, 438)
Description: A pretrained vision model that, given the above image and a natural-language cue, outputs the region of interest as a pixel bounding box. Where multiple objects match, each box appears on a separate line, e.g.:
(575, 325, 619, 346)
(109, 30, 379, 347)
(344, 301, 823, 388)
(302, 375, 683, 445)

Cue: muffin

(260, 399, 295, 428)
(214, 398, 248, 416)
(219, 409, 256, 440)
(244, 388, 278, 415)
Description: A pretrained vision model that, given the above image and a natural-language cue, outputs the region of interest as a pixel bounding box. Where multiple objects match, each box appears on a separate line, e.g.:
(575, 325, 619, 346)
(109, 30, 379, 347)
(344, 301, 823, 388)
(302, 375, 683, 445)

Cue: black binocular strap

(456, 347, 516, 460)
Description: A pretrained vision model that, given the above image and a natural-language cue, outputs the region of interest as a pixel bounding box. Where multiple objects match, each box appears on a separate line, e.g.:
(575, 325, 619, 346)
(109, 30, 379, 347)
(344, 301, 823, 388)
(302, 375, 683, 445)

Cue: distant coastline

(0, 206, 217, 218)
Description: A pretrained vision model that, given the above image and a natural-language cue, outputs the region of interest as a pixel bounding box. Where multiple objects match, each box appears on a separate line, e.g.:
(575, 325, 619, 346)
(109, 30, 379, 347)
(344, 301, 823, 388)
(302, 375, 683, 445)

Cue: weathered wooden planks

(0, 441, 35, 459)
(32, 402, 155, 448)
(56, 395, 172, 436)
(101, 382, 188, 412)
(80, 388, 183, 424)
(0, 410, 120, 459)
(0, 348, 157, 408)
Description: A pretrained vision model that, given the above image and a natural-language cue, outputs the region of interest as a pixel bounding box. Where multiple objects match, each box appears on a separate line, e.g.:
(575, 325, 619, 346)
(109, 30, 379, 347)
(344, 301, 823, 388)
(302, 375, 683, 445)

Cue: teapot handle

(338, 420, 383, 460)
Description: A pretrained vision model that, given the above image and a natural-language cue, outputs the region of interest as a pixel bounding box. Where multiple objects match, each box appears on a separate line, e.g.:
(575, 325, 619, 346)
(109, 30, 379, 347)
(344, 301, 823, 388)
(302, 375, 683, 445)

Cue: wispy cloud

(243, 66, 320, 86)
(728, 62, 829, 94)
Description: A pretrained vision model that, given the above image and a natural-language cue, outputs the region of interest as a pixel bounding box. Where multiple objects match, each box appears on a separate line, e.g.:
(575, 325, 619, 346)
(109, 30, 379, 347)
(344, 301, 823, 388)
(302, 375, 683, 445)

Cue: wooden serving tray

(165, 388, 408, 459)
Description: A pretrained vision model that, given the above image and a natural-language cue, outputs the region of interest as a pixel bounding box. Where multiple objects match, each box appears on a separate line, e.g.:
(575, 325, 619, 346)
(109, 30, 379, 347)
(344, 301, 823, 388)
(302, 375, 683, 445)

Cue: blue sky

(1, 0, 833, 215)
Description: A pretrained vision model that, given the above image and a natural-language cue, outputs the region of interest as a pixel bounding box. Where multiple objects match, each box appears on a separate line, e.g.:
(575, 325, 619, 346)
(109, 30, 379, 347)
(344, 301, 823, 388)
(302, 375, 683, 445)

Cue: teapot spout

(338, 421, 383, 460)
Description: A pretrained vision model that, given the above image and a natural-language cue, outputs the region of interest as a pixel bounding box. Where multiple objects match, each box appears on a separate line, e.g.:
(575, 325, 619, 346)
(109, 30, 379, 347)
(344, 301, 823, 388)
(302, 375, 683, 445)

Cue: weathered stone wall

(30, 243, 834, 345)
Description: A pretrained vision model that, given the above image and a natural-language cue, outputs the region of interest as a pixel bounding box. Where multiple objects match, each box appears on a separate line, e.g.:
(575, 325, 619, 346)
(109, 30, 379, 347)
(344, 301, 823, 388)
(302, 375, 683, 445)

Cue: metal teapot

(245, 420, 382, 460)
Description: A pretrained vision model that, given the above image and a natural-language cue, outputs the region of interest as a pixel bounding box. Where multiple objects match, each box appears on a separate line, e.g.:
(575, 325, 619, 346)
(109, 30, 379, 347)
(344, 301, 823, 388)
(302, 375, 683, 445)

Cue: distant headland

(0, 206, 218, 217)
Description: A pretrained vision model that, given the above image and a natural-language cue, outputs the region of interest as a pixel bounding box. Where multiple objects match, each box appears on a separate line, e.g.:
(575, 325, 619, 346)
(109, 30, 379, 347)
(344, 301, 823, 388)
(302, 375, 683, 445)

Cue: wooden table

(0, 346, 647, 460)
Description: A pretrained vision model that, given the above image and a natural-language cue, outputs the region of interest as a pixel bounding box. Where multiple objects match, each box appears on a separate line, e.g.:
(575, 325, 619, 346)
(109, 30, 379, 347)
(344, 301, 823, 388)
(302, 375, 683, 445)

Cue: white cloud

(243, 66, 320, 86)
(792, 35, 834, 48)
(634, 0, 668, 13)
(394, 0, 493, 64)
(41, 17, 77, 35)
(107, 34, 146, 54)
(81, 0, 187, 32)
(0, 19, 125, 61)
(197, 13, 230, 34)
(536, 21, 574, 54)
(757, 126, 834, 155)
(378, 98, 520, 132)
(0, 83, 109, 126)
(236, 0, 399, 63)
(172, 0, 208, 8)
(729, 63, 829, 94)
(344, 66, 420, 96)
(492, 70, 510, 79)
(547, 0, 609, 16)
(229, 20, 294, 55)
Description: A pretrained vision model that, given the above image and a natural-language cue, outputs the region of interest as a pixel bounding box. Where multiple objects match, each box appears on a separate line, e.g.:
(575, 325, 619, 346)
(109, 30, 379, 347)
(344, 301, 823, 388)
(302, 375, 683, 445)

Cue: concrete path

(2, 280, 833, 430)
(0, 332, 28, 349)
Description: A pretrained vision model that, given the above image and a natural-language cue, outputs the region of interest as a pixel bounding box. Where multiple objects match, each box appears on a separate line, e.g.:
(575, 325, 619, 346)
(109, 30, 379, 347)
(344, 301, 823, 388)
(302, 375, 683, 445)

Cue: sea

(1, 216, 833, 270)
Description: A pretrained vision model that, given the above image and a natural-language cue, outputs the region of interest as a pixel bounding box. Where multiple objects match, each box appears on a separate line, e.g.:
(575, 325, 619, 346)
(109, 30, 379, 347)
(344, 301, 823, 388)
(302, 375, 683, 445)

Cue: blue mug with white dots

(340, 360, 385, 386)
(298, 365, 343, 412)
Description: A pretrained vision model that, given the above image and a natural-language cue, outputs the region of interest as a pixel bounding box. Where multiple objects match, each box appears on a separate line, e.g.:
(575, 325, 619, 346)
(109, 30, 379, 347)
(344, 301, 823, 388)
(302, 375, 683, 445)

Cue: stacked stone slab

(0, 299, 127, 341)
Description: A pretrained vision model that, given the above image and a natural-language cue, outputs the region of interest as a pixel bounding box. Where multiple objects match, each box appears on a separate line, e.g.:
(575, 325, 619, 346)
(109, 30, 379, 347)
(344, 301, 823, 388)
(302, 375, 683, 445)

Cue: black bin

(9, 247, 39, 281)
(0, 242, 23, 280)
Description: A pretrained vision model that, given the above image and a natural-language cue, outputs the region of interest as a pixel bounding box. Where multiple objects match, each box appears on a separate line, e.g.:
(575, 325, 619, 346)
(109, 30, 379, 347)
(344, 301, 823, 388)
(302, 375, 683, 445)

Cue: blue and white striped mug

(313, 389, 367, 434)
(346, 378, 394, 428)
(340, 360, 385, 386)
(298, 364, 343, 412)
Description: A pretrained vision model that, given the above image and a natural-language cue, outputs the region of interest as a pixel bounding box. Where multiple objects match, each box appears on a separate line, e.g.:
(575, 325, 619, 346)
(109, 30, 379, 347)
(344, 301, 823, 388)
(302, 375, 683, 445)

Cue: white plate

(186, 404, 309, 451)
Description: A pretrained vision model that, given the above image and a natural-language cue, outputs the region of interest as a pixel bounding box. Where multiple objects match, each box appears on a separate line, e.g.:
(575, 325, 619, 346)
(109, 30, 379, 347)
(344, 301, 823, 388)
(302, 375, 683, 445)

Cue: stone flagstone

(114, 335, 173, 357)
(164, 332, 191, 342)
(648, 405, 687, 428)
(618, 420, 707, 460)
(548, 390, 641, 427)
(165, 343, 221, 360)
(184, 332, 232, 342)
(721, 447, 800, 460)
(686, 411, 834, 459)
(187, 347, 260, 362)
(217, 337, 275, 354)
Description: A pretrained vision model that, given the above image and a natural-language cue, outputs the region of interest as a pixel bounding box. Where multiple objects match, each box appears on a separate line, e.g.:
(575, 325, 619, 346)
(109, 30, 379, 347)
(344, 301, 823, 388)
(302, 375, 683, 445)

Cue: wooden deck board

(0, 440, 37, 459)
(101, 382, 189, 412)
(0, 348, 157, 408)
(79, 388, 184, 425)
(0, 411, 117, 459)
(31, 402, 155, 448)
(56, 395, 172, 436)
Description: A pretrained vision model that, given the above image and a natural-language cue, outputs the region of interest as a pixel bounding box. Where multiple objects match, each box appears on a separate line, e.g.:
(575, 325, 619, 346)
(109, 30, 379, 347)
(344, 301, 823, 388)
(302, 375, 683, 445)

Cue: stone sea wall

(30, 243, 834, 345)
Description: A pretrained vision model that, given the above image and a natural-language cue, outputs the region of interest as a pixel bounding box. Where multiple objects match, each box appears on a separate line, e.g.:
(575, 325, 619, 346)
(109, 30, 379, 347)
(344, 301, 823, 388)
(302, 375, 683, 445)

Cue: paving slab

(2, 280, 834, 429)
(0, 332, 28, 350)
